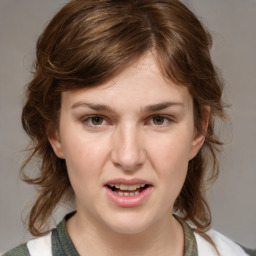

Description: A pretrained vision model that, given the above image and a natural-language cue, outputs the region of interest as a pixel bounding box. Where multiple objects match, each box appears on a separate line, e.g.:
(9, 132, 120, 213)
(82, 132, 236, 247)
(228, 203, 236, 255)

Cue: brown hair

(21, 0, 225, 252)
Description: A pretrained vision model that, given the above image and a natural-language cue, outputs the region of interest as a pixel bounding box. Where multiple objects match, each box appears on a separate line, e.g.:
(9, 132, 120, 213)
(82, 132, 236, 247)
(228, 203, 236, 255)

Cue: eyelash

(81, 115, 108, 127)
(81, 115, 173, 128)
(147, 115, 172, 126)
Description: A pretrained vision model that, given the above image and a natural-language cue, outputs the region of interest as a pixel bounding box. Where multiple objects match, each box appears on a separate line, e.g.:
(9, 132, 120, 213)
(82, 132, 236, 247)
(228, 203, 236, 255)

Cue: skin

(49, 53, 207, 256)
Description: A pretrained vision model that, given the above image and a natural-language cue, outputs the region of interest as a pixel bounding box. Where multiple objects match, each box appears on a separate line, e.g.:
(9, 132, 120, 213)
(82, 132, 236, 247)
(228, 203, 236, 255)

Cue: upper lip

(104, 178, 152, 186)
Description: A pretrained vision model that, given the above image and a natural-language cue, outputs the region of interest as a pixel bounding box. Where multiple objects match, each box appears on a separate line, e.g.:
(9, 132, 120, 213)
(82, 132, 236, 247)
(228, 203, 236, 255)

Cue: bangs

(37, 1, 156, 90)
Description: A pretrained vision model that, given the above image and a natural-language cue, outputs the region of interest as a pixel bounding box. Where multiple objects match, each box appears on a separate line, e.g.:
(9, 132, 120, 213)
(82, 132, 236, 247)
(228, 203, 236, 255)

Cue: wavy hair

(21, 0, 226, 252)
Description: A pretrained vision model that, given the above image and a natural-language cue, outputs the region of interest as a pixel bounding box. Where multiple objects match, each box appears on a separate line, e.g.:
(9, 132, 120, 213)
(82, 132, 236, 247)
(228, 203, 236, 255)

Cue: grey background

(0, 0, 255, 253)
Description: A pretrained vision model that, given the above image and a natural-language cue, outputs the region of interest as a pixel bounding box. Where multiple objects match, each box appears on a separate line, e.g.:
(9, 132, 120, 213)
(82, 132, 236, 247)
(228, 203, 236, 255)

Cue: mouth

(104, 180, 153, 207)
(106, 183, 150, 197)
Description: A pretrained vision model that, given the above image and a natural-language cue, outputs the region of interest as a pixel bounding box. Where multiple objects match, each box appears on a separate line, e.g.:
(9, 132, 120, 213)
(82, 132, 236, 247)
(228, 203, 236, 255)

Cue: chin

(109, 222, 148, 235)
(102, 212, 153, 235)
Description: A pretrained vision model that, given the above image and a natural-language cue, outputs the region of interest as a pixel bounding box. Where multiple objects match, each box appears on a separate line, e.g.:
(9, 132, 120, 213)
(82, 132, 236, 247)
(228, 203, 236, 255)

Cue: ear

(48, 128, 65, 159)
(189, 106, 210, 160)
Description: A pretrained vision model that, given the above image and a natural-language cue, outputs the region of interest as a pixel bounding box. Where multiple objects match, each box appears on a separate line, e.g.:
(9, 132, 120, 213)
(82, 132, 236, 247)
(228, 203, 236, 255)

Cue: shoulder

(195, 229, 254, 256)
(2, 243, 30, 256)
(3, 232, 52, 256)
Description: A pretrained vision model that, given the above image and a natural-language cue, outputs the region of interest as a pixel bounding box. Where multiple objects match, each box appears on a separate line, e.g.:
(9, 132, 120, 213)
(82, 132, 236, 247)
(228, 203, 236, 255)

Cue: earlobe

(189, 106, 210, 160)
(48, 130, 65, 159)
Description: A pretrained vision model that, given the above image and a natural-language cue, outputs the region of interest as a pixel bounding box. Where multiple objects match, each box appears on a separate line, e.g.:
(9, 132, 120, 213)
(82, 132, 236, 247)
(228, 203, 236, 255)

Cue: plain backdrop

(0, 0, 255, 253)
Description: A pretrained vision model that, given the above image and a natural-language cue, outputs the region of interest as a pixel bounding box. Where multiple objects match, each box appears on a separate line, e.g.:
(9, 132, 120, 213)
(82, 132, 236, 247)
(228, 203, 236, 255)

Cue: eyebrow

(143, 102, 184, 112)
(71, 101, 184, 113)
(71, 102, 116, 113)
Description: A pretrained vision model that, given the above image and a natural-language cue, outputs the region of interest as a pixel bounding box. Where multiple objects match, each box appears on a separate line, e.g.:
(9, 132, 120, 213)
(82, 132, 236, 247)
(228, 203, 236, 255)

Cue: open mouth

(106, 184, 150, 197)
(105, 181, 153, 207)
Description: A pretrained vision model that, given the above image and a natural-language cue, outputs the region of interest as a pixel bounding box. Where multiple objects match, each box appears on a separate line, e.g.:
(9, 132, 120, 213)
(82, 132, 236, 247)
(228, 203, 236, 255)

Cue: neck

(67, 211, 184, 256)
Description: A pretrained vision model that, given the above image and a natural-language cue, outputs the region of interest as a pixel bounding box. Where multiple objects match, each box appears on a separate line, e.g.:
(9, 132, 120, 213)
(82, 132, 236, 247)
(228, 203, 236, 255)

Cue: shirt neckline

(52, 212, 198, 256)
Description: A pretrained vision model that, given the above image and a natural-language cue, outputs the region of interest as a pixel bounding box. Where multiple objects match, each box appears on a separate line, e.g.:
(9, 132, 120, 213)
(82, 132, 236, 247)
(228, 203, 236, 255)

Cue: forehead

(61, 54, 193, 110)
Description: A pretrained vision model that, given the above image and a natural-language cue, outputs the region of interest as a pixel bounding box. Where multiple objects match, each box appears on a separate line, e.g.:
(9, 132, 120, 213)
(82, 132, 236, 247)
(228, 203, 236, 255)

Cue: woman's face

(50, 54, 205, 234)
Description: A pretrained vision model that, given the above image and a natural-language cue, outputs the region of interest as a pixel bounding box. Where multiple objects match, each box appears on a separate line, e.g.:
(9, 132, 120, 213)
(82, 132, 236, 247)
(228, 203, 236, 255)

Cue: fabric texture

(2, 243, 30, 256)
(27, 233, 52, 256)
(51, 214, 79, 256)
(3, 213, 255, 256)
(195, 229, 252, 256)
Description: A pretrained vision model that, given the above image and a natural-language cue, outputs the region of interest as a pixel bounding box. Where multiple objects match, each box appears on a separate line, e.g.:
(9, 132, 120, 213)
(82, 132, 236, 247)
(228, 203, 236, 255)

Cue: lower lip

(105, 186, 153, 207)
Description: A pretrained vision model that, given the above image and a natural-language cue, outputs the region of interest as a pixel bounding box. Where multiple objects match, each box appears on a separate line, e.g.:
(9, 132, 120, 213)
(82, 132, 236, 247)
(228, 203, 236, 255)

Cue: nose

(111, 124, 145, 171)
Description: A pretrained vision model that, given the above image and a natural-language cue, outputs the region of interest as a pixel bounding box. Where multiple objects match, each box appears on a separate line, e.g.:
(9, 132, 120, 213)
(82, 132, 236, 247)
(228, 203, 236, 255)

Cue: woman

(4, 0, 254, 255)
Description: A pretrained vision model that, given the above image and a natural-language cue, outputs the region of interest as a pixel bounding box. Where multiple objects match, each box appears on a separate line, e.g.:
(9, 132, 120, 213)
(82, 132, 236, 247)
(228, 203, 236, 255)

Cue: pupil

(154, 116, 164, 125)
(92, 116, 103, 125)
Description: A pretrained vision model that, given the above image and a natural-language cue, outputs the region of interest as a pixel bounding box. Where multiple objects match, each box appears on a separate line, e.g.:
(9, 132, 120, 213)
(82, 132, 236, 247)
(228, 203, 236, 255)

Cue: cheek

(148, 133, 192, 194)
(149, 132, 192, 169)
(61, 133, 109, 189)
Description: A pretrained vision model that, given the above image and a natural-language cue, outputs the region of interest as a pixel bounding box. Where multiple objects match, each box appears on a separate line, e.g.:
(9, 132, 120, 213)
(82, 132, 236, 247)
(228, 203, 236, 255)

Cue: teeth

(128, 185, 137, 191)
(110, 184, 146, 191)
(115, 191, 140, 196)
(120, 184, 128, 190)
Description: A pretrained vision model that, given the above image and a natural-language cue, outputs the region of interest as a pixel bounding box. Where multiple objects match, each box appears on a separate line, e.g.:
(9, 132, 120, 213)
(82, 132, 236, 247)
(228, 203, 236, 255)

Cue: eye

(82, 115, 107, 127)
(149, 115, 170, 126)
(90, 116, 104, 125)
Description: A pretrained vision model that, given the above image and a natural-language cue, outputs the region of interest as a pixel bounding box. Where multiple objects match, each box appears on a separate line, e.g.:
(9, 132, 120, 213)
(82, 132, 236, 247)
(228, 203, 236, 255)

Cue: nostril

(110, 139, 145, 171)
